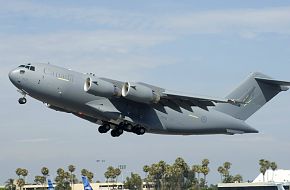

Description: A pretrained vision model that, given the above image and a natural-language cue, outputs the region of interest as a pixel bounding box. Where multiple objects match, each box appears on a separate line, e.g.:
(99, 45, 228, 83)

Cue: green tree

(21, 169, 28, 184)
(5, 179, 16, 190)
(143, 165, 150, 190)
(201, 166, 210, 186)
(34, 176, 45, 185)
(68, 165, 76, 188)
(16, 179, 25, 190)
(259, 159, 269, 182)
(172, 157, 189, 189)
(270, 162, 278, 181)
(115, 168, 121, 183)
(15, 168, 22, 179)
(81, 169, 94, 182)
(217, 166, 225, 182)
(55, 168, 71, 190)
(124, 173, 142, 190)
(41, 167, 49, 181)
(233, 174, 243, 183)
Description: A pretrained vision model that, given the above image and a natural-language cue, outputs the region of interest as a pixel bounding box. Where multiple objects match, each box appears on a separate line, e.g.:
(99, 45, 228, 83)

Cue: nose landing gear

(17, 90, 27, 104)
(18, 97, 27, 104)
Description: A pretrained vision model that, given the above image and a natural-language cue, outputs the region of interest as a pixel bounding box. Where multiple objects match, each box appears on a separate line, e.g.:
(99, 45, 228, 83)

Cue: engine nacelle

(121, 82, 160, 104)
(84, 77, 121, 98)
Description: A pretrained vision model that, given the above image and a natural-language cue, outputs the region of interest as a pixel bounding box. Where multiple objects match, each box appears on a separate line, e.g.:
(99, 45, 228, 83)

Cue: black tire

(111, 130, 118, 137)
(98, 124, 110, 133)
(18, 98, 27, 104)
(123, 123, 133, 132)
(117, 128, 123, 135)
(137, 127, 146, 135)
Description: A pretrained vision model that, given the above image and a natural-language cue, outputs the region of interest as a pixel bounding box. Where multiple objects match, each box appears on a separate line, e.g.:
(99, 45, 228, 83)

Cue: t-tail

(215, 72, 290, 121)
(48, 179, 54, 190)
(82, 176, 93, 190)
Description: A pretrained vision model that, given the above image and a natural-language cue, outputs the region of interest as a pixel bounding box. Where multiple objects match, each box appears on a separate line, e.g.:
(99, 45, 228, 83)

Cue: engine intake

(121, 82, 160, 104)
(84, 77, 121, 98)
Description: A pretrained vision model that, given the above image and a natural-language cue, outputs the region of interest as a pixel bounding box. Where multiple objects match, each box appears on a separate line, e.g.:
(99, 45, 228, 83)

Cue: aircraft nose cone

(8, 70, 14, 81)
(8, 69, 18, 85)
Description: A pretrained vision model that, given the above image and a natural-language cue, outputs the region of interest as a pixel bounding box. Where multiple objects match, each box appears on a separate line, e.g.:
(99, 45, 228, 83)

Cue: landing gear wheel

(137, 127, 146, 135)
(111, 128, 123, 137)
(18, 97, 27, 104)
(123, 123, 133, 132)
(98, 124, 110, 134)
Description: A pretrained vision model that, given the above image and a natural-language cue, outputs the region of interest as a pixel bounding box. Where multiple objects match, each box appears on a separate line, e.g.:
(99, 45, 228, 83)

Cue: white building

(218, 170, 290, 190)
(254, 170, 290, 183)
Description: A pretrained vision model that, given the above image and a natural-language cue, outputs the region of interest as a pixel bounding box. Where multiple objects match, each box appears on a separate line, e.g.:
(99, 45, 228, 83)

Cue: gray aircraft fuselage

(10, 63, 286, 137)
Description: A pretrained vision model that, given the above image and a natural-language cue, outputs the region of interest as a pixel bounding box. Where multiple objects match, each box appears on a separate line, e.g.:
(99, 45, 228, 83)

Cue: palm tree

(16, 178, 25, 190)
(202, 159, 210, 167)
(41, 167, 49, 190)
(68, 165, 76, 189)
(264, 160, 270, 181)
(41, 167, 49, 180)
(217, 166, 225, 182)
(270, 162, 278, 182)
(21, 169, 28, 184)
(197, 165, 202, 184)
(201, 166, 210, 186)
(260, 167, 267, 182)
(15, 168, 22, 179)
(5, 178, 15, 190)
(223, 162, 231, 171)
(34, 176, 45, 185)
(143, 165, 150, 190)
(233, 174, 243, 183)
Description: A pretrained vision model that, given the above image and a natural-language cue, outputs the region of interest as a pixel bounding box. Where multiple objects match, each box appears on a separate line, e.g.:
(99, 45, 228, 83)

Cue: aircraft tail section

(48, 179, 54, 190)
(214, 72, 290, 121)
(82, 176, 93, 190)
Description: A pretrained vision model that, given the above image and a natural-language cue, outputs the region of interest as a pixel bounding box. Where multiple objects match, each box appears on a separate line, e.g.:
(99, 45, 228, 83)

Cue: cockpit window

(20, 70, 25, 74)
(19, 64, 36, 71)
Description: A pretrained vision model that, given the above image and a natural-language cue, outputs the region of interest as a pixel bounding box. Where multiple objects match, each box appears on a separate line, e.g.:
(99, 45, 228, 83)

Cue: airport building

(218, 170, 290, 190)
(19, 182, 154, 190)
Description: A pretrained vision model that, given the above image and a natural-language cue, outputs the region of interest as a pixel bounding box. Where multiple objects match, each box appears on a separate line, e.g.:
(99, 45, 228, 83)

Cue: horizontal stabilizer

(255, 77, 290, 91)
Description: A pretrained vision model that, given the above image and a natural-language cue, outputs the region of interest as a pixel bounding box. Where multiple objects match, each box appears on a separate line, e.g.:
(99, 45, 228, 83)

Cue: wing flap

(161, 90, 242, 111)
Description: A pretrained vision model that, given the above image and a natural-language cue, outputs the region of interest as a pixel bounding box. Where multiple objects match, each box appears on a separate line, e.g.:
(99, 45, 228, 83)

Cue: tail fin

(82, 176, 93, 190)
(214, 72, 290, 120)
(48, 179, 54, 190)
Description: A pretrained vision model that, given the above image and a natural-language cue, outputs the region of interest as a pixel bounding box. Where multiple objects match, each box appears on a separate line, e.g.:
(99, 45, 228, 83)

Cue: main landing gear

(98, 123, 146, 137)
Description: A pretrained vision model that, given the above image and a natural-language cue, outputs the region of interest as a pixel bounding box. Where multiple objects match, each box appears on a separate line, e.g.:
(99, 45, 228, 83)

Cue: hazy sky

(1, 0, 290, 185)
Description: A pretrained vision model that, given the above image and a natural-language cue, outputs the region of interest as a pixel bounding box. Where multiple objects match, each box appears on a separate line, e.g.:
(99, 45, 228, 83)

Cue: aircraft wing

(98, 79, 241, 110)
(161, 90, 241, 110)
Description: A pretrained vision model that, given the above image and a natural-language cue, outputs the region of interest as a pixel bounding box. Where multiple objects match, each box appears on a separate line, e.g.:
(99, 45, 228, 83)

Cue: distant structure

(254, 170, 290, 183)
(18, 182, 154, 190)
(219, 170, 290, 190)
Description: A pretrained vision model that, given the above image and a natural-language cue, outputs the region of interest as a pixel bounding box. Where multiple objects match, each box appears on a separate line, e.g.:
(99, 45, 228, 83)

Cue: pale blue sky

(1, 0, 290, 184)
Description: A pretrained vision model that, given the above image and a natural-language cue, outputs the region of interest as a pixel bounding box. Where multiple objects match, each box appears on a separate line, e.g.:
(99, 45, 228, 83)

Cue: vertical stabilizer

(82, 176, 93, 190)
(214, 72, 290, 120)
(48, 179, 54, 190)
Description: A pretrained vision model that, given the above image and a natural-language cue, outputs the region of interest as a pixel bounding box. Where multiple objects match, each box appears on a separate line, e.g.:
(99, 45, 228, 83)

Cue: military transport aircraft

(8, 63, 290, 137)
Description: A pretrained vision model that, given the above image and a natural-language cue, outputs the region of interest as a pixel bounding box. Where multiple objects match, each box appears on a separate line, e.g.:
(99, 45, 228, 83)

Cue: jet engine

(121, 82, 160, 104)
(84, 77, 121, 98)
